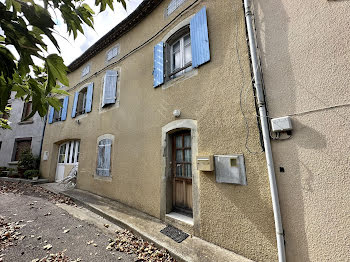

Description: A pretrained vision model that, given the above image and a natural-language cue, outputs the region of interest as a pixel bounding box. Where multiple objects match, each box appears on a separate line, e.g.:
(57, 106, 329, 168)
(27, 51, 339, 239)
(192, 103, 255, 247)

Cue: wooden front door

(172, 131, 193, 216)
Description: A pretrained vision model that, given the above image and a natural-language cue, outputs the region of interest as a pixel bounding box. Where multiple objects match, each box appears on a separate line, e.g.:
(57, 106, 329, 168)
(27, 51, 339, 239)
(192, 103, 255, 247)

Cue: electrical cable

(235, 4, 263, 154)
(65, 0, 201, 93)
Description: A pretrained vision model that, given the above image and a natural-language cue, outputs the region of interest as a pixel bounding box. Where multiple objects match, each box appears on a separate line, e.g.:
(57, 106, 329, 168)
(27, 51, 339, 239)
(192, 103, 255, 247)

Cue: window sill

(94, 175, 112, 182)
(162, 68, 198, 90)
(18, 120, 34, 125)
(8, 161, 18, 165)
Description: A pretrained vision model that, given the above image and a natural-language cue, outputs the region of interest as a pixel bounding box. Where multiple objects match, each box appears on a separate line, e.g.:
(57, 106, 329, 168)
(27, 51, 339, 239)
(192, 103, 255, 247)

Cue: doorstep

(41, 184, 253, 262)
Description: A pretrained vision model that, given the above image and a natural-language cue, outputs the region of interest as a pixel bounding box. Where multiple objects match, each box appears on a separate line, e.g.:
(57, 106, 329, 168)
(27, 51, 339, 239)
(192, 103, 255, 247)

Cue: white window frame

(170, 33, 192, 77)
(106, 44, 120, 62)
(81, 64, 90, 77)
(58, 141, 80, 164)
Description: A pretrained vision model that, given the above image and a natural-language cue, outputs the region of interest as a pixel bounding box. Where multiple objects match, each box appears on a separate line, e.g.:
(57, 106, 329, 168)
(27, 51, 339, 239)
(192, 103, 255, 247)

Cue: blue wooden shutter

(48, 106, 54, 124)
(190, 7, 210, 68)
(85, 82, 94, 113)
(71, 92, 79, 118)
(102, 71, 117, 107)
(153, 42, 164, 88)
(61, 96, 69, 121)
(97, 139, 111, 177)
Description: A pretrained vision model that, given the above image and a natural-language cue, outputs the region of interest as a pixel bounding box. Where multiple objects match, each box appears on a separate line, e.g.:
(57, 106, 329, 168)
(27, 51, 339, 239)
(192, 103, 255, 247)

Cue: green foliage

(17, 150, 39, 170)
(23, 169, 40, 179)
(0, 105, 11, 129)
(0, 0, 126, 126)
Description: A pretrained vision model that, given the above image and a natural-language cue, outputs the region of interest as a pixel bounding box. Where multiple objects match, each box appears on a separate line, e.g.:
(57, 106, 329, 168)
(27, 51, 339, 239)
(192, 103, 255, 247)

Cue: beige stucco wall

(253, 0, 350, 261)
(41, 0, 278, 260)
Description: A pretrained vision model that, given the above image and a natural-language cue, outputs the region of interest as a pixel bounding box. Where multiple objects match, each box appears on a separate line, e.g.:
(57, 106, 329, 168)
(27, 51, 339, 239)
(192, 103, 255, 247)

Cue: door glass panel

(176, 164, 183, 177)
(184, 135, 191, 147)
(184, 164, 192, 178)
(76, 141, 80, 162)
(66, 142, 71, 163)
(175, 136, 182, 148)
(58, 144, 66, 163)
(184, 149, 191, 162)
(176, 150, 183, 162)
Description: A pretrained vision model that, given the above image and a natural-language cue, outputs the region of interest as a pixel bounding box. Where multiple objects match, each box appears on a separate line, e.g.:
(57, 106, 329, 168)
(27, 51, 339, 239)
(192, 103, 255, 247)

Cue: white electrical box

(271, 116, 292, 132)
(43, 151, 49, 161)
(214, 155, 247, 185)
(196, 155, 214, 171)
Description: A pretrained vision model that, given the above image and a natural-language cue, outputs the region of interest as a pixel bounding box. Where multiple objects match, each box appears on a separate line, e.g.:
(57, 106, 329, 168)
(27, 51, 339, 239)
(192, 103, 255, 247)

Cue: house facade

(252, 0, 350, 261)
(40, 0, 279, 260)
(0, 92, 45, 168)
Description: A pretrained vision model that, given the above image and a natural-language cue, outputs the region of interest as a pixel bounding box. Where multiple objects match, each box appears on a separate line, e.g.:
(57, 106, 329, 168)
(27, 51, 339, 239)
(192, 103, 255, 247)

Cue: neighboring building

(40, 0, 278, 261)
(0, 92, 45, 167)
(252, 0, 350, 261)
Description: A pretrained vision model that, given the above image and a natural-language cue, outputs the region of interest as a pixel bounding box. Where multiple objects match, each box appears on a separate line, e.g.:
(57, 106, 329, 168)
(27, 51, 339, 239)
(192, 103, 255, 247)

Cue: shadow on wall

(254, 0, 311, 261)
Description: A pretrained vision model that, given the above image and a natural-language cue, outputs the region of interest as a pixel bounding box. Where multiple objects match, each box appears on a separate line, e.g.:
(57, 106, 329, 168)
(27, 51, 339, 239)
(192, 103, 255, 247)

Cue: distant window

(12, 138, 32, 161)
(21, 101, 33, 121)
(106, 45, 119, 61)
(167, 0, 187, 16)
(77, 87, 88, 116)
(96, 138, 112, 177)
(81, 64, 90, 77)
(52, 99, 64, 123)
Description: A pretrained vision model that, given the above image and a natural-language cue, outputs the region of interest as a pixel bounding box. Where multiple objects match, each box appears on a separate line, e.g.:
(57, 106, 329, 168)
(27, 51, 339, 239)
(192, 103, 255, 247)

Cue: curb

(60, 191, 187, 262)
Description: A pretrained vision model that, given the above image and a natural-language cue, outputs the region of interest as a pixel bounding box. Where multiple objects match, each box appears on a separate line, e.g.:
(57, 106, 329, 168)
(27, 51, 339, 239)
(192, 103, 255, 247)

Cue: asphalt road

(0, 192, 136, 262)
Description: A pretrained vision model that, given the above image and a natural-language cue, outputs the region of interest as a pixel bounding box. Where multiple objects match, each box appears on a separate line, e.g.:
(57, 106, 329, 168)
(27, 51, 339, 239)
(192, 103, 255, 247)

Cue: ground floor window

(96, 139, 112, 177)
(12, 138, 32, 161)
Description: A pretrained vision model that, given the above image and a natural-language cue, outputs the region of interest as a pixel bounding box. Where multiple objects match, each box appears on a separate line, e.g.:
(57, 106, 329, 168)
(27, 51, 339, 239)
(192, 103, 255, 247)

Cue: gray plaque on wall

(214, 155, 247, 185)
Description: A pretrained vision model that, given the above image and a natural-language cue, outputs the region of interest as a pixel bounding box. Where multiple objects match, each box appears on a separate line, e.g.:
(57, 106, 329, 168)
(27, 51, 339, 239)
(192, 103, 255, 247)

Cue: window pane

(173, 41, 180, 52)
(184, 149, 191, 162)
(184, 44, 192, 64)
(184, 34, 191, 46)
(76, 142, 80, 162)
(176, 150, 183, 162)
(176, 164, 183, 177)
(175, 136, 182, 148)
(173, 50, 181, 70)
(184, 135, 191, 147)
(67, 142, 71, 163)
(185, 164, 192, 178)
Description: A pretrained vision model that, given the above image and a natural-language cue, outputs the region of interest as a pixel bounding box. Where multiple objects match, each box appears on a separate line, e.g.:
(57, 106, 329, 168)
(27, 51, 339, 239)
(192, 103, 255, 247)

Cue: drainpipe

(39, 115, 47, 159)
(243, 0, 286, 261)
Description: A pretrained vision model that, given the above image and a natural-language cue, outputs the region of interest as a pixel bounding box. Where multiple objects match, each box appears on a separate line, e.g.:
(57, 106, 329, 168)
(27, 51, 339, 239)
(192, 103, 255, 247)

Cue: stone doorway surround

(160, 119, 200, 236)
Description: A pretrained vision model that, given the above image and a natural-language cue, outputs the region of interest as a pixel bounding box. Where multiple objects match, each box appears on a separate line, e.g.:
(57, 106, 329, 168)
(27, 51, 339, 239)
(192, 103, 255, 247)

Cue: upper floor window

(102, 70, 118, 107)
(52, 99, 63, 122)
(48, 96, 69, 124)
(167, 27, 192, 79)
(166, 0, 187, 17)
(153, 7, 210, 88)
(96, 138, 112, 177)
(106, 45, 119, 61)
(21, 101, 33, 122)
(71, 83, 94, 118)
(77, 87, 87, 116)
(81, 64, 90, 77)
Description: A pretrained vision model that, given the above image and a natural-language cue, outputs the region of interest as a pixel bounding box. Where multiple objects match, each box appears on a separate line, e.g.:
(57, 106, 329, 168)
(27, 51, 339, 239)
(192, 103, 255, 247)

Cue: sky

(48, 0, 143, 66)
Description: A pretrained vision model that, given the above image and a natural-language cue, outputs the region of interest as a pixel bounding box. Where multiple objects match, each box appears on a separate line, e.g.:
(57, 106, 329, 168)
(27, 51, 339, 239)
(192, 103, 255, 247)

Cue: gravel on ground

(0, 181, 176, 262)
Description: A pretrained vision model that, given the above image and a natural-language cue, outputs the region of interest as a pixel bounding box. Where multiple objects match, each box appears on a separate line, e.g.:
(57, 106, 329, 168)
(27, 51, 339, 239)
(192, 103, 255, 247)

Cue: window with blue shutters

(96, 138, 112, 177)
(102, 70, 118, 107)
(48, 96, 69, 124)
(153, 7, 210, 87)
(71, 82, 94, 117)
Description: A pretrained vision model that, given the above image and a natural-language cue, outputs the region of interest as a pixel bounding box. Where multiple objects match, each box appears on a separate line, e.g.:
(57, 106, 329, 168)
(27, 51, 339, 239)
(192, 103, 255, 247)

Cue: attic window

(167, 0, 187, 16)
(81, 64, 90, 77)
(106, 45, 120, 61)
